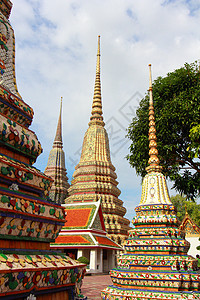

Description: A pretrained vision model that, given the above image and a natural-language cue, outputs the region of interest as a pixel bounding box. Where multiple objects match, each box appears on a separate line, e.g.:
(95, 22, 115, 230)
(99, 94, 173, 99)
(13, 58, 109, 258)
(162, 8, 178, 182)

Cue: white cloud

(10, 0, 200, 220)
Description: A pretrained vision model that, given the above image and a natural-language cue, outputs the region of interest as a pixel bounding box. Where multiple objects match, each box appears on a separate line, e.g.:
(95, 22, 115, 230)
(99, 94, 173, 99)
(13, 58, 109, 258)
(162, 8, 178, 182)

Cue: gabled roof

(94, 235, 120, 247)
(179, 212, 200, 237)
(52, 199, 122, 250)
(62, 200, 106, 231)
(53, 232, 121, 250)
(55, 234, 93, 245)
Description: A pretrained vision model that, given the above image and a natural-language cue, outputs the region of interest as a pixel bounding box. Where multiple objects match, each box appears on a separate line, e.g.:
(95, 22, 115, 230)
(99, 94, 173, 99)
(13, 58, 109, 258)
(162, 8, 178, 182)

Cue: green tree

(171, 194, 200, 227)
(77, 256, 89, 265)
(189, 124, 200, 158)
(171, 194, 187, 222)
(126, 62, 200, 200)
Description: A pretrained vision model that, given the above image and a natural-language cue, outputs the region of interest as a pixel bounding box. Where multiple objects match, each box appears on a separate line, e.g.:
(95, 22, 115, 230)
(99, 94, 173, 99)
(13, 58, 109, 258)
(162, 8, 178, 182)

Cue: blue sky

(10, 0, 200, 222)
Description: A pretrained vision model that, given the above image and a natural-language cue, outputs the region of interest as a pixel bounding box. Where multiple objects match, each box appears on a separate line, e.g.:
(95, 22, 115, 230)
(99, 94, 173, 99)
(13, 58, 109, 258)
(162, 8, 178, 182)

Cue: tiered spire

(45, 98, 69, 204)
(53, 97, 63, 147)
(89, 35, 104, 127)
(140, 65, 171, 205)
(146, 64, 162, 173)
(67, 37, 130, 245)
(102, 65, 200, 300)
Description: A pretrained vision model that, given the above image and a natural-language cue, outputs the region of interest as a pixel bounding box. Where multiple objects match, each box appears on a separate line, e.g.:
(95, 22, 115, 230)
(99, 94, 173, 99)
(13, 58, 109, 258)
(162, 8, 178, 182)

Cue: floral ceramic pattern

(101, 203, 200, 299)
(0, 255, 86, 297)
(0, 192, 65, 220)
(0, 115, 42, 163)
(0, 155, 52, 197)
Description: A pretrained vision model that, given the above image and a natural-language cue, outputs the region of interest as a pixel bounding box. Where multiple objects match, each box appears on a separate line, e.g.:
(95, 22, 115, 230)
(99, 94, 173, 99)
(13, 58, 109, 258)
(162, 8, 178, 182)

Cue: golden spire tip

(149, 64, 153, 98)
(89, 36, 104, 126)
(97, 36, 100, 56)
(146, 64, 162, 173)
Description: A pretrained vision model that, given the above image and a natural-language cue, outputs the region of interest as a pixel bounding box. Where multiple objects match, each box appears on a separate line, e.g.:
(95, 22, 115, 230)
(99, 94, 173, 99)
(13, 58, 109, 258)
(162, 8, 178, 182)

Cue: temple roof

(52, 199, 122, 250)
(179, 212, 200, 237)
(54, 233, 121, 249)
(62, 200, 105, 230)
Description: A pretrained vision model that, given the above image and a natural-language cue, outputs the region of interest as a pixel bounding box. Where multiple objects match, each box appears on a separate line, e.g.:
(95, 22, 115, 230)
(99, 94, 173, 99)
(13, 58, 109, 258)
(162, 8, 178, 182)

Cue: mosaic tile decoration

(67, 36, 130, 245)
(0, 252, 86, 297)
(0, 2, 86, 299)
(0, 113, 42, 163)
(0, 7, 21, 97)
(44, 99, 69, 204)
(101, 66, 200, 299)
(0, 154, 52, 198)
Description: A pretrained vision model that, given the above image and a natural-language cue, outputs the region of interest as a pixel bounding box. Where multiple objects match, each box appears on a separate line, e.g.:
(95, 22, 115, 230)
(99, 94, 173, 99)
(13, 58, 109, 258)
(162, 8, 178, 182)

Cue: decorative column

(99, 248, 103, 273)
(77, 249, 83, 259)
(90, 249, 98, 272)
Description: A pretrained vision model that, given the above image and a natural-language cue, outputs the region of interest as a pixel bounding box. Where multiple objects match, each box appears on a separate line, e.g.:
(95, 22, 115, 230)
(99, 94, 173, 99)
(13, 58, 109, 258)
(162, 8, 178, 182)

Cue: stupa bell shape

(101, 65, 200, 300)
(44, 98, 70, 204)
(67, 36, 130, 245)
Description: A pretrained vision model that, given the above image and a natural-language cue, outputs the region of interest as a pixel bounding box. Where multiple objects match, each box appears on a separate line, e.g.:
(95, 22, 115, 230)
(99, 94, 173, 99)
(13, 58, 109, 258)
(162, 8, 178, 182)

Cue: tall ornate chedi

(45, 97, 69, 204)
(67, 36, 130, 245)
(101, 65, 200, 300)
(0, 1, 21, 98)
(0, 2, 85, 299)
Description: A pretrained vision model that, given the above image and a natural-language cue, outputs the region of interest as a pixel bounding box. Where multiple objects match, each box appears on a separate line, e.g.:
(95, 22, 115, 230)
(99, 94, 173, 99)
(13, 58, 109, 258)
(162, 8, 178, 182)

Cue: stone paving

(81, 274, 112, 300)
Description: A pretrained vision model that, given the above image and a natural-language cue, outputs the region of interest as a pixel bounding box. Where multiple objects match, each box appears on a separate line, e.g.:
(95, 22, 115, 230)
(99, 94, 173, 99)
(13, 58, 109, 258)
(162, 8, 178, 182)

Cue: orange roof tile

(55, 235, 92, 245)
(95, 235, 120, 248)
(64, 208, 93, 228)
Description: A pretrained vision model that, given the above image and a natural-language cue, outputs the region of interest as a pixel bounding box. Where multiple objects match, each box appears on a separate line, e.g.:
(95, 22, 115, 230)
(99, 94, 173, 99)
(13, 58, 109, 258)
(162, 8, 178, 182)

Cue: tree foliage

(171, 194, 200, 227)
(126, 62, 200, 200)
(77, 256, 89, 265)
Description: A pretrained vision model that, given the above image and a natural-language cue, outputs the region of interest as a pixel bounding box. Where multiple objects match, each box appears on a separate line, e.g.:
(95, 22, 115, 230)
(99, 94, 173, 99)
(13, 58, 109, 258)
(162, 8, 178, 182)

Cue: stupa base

(101, 286, 200, 300)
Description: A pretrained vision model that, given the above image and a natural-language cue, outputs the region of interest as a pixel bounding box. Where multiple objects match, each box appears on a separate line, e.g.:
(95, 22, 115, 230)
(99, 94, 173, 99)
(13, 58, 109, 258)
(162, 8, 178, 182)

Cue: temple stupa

(67, 36, 130, 245)
(0, 1, 85, 299)
(44, 97, 70, 204)
(101, 65, 200, 300)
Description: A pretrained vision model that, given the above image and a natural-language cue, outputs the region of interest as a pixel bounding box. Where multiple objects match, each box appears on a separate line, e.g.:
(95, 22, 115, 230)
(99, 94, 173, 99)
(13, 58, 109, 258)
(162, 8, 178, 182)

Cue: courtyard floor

(81, 274, 112, 300)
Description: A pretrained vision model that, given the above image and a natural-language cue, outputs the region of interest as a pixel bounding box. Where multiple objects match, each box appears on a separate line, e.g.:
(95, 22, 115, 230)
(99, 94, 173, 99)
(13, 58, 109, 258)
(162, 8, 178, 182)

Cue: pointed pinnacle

(53, 97, 63, 148)
(89, 36, 105, 126)
(146, 64, 162, 173)
(149, 64, 153, 106)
